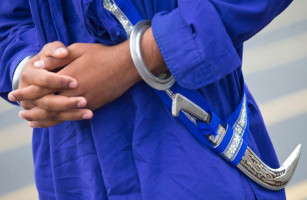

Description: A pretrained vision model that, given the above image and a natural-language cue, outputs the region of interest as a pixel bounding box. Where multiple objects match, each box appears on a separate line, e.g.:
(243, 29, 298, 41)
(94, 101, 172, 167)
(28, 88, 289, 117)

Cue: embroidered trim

(105, 0, 251, 167)
(103, 0, 133, 37)
(222, 95, 247, 161)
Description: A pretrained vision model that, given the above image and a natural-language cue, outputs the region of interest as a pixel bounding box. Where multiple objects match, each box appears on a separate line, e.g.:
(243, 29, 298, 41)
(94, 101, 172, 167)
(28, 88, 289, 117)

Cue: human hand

(11, 28, 167, 128)
(56, 42, 141, 110)
(8, 42, 93, 127)
(12, 41, 141, 127)
(55, 28, 166, 110)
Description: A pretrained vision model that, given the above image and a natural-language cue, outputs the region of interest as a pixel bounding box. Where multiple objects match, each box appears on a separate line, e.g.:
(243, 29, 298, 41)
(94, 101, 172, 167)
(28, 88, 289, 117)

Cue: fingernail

(54, 47, 67, 56)
(69, 81, 77, 88)
(18, 111, 25, 119)
(29, 122, 37, 128)
(77, 100, 86, 108)
(34, 60, 45, 68)
(8, 93, 16, 101)
(82, 113, 92, 120)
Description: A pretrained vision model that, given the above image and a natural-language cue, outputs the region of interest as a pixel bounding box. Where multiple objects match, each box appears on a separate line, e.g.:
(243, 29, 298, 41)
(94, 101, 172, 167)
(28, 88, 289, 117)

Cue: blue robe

(0, 0, 292, 199)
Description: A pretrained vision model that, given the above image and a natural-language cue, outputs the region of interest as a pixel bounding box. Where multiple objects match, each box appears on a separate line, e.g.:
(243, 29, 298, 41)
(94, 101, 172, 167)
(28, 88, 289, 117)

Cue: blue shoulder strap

(112, 0, 249, 166)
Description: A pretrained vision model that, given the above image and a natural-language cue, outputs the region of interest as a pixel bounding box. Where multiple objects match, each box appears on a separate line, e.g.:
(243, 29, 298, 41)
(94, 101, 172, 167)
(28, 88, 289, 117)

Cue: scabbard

(104, 0, 301, 191)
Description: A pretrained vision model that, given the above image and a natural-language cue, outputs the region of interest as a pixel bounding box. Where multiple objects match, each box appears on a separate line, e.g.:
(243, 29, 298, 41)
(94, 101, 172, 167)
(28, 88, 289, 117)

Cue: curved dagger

(237, 144, 301, 190)
(171, 93, 302, 190)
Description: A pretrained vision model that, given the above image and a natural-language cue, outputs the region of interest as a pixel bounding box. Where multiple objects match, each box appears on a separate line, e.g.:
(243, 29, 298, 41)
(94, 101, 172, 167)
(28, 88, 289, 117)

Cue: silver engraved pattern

(222, 95, 247, 161)
(104, 1, 302, 190)
(234, 95, 247, 136)
(103, 0, 133, 37)
(237, 144, 301, 190)
(238, 147, 285, 187)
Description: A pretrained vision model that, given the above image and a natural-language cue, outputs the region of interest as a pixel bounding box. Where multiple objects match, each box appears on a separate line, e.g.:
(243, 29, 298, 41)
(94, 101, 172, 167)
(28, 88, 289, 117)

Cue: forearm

(151, 0, 292, 89)
(108, 27, 168, 90)
(141, 27, 168, 75)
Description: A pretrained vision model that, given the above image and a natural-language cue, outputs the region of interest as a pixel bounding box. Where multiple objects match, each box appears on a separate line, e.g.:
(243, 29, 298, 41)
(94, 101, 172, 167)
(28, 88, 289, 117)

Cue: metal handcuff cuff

(129, 20, 175, 90)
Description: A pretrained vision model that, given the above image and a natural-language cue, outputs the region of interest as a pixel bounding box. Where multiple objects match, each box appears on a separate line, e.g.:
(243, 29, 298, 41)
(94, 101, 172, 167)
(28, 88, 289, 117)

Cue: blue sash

(111, 0, 249, 166)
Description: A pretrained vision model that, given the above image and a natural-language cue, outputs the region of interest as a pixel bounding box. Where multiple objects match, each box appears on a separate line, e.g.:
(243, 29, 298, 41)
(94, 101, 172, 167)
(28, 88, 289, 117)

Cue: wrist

(12, 55, 34, 91)
(141, 27, 168, 75)
(129, 20, 174, 90)
(116, 41, 142, 86)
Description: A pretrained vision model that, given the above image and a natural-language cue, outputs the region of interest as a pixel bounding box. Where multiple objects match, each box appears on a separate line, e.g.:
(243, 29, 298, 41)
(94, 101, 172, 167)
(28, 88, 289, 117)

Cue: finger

(28, 107, 94, 128)
(33, 42, 69, 71)
(35, 95, 87, 111)
(34, 56, 75, 72)
(41, 41, 69, 59)
(19, 106, 57, 121)
(34, 44, 83, 71)
(53, 109, 93, 121)
(22, 68, 77, 89)
(29, 120, 63, 128)
(20, 100, 36, 110)
(19, 107, 91, 122)
(9, 85, 53, 101)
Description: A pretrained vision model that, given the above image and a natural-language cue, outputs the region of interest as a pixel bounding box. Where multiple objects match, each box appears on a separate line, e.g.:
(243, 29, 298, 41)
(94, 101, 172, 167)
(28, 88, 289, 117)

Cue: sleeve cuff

(152, 8, 241, 89)
(12, 55, 34, 91)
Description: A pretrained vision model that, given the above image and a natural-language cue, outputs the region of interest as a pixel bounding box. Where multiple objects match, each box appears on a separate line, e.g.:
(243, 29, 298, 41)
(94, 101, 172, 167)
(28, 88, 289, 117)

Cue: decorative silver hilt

(171, 93, 302, 190)
(172, 93, 227, 147)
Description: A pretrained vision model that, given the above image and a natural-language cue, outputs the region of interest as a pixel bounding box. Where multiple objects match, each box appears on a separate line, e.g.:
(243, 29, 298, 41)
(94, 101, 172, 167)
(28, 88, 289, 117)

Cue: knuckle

(20, 101, 28, 109)
(37, 122, 48, 128)
(69, 43, 79, 50)
(40, 120, 58, 128)
(20, 70, 29, 84)
(42, 57, 52, 69)
(41, 100, 51, 110)
(69, 43, 76, 49)
(52, 41, 64, 47)
(14, 91, 23, 100)
(59, 78, 68, 89)
(21, 101, 33, 109)
(47, 57, 62, 71)
(38, 75, 49, 85)
(24, 115, 33, 121)
(64, 100, 76, 110)
(36, 98, 48, 110)
(37, 110, 48, 120)
(42, 42, 53, 52)
(43, 41, 64, 56)
(33, 85, 42, 94)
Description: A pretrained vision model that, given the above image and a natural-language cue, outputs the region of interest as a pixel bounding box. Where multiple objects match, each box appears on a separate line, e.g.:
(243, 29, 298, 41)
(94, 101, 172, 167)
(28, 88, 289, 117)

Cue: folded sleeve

(0, 0, 40, 102)
(151, 0, 292, 89)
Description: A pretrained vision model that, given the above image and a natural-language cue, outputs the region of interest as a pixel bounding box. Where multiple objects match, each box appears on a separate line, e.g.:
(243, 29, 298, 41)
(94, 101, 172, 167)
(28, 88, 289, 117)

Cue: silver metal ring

(130, 20, 175, 91)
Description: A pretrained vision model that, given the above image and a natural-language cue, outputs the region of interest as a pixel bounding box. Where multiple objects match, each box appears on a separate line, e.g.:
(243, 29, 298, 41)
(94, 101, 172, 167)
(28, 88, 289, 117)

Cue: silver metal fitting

(130, 20, 175, 91)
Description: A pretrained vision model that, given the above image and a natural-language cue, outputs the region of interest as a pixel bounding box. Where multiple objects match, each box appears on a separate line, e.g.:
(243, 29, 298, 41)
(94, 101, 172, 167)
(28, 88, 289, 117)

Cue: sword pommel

(172, 93, 210, 123)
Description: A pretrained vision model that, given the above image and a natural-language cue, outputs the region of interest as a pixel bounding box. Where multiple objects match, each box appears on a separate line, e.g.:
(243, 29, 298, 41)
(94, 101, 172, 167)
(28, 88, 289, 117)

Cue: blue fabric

(0, 0, 40, 104)
(0, 0, 292, 199)
(154, 81, 248, 166)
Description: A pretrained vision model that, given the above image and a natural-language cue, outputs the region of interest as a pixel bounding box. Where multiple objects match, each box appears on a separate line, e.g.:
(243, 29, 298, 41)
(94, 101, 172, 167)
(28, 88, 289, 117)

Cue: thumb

(33, 41, 70, 71)
(42, 41, 69, 59)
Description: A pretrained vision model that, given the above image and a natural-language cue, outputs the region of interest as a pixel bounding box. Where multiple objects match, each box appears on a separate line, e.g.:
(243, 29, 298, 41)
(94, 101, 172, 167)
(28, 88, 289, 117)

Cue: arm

(151, 0, 292, 89)
(9, 28, 165, 128)
(1, 1, 93, 126)
(0, 1, 81, 107)
(0, 0, 40, 102)
(8, 0, 292, 127)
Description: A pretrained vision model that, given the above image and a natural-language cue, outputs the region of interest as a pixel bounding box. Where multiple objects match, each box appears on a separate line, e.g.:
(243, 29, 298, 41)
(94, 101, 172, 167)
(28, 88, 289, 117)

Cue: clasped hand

(8, 41, 140, 128)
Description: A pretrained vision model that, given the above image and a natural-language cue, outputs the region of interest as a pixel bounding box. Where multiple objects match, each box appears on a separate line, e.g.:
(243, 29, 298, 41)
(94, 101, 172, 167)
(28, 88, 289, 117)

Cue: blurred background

(0, 0, 306, 199)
